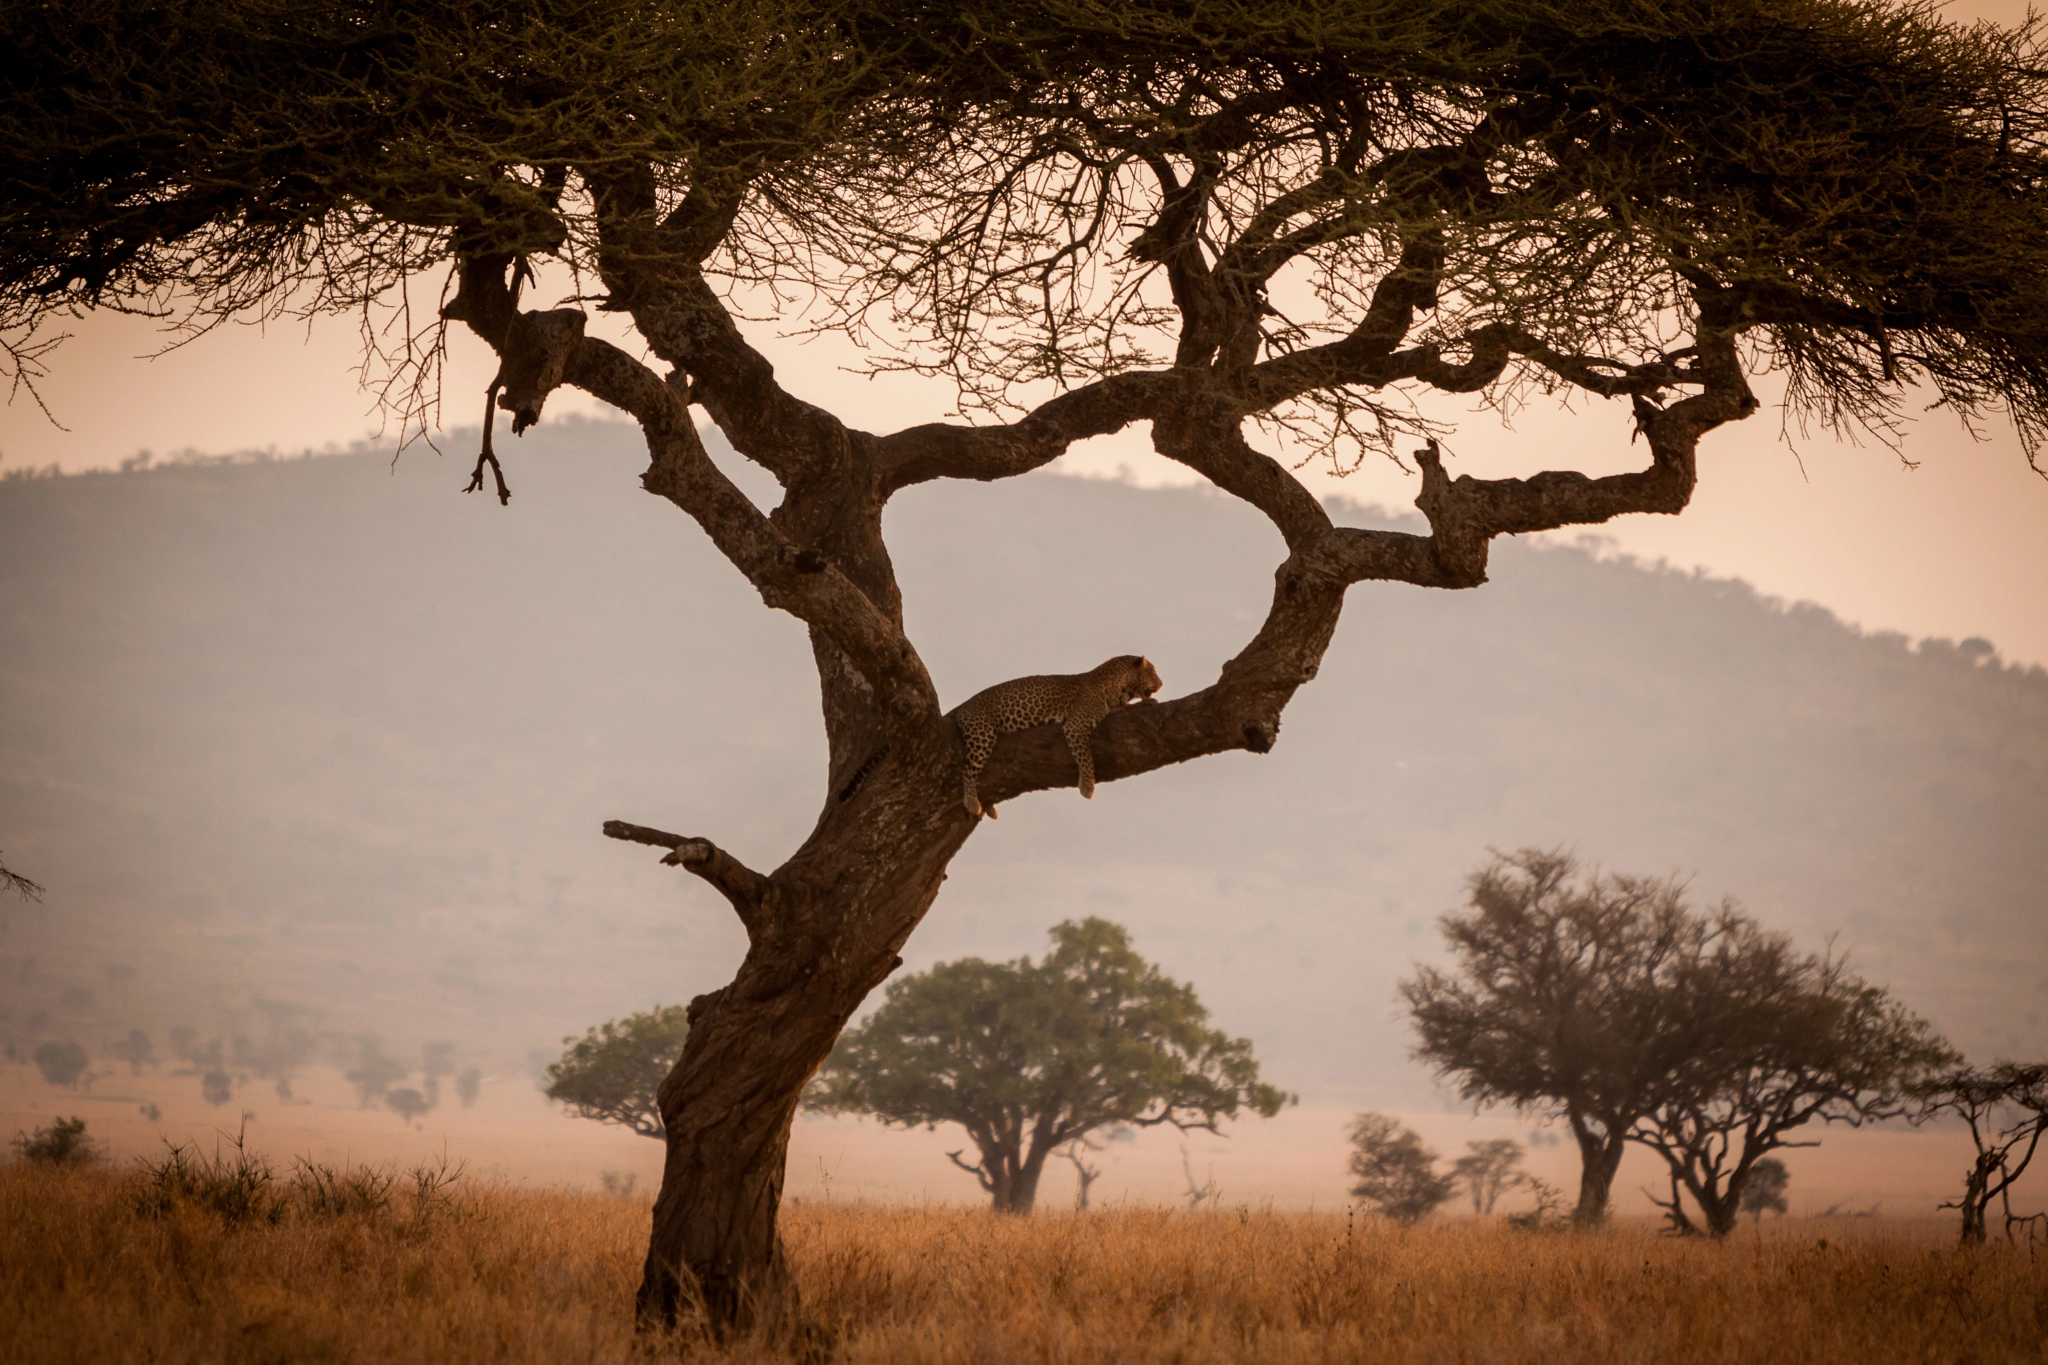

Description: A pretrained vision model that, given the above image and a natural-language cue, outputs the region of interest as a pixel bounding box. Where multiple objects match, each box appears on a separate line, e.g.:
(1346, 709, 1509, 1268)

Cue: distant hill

(1, 419, 2042, 1103)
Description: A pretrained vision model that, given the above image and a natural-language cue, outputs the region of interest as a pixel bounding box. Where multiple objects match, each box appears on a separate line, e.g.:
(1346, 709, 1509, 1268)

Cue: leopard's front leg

(1062, 714, 1099, 799)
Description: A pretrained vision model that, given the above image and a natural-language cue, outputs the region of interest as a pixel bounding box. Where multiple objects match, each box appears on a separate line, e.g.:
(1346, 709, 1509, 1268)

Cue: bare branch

(603, 820, 771, 934)
(0, 852, 42, 903)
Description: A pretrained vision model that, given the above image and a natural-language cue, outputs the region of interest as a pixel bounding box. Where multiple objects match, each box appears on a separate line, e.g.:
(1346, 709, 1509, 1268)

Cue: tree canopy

(1631, 912, 1951, 1237)
(1345, 1112, 1457, 1226)
(545, 1005, 692, 1140)
(1403, 849, 1951, 1233)
(1910, 1060, 2048, 1244)
(1401, 850, 1707, 1224)
(807, 918, 1290, 1213)
(12, 0, 2048, 1330)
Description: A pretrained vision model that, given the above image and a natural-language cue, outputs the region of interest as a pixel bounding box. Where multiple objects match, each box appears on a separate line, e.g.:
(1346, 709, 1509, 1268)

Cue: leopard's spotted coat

(953, 655, 1163, 818)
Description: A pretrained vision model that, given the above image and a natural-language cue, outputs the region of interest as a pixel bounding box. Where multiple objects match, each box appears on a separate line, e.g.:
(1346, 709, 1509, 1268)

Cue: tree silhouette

(1451, 1138, 1526, 1216)
(1910, 1061, 2048, 1245)
(12, 0, 2048, 1329)
(32, 1040, 88, 1088)
(1740, 1157, 1791, 1222)
(1402, 850, 1705, 1224)
(545, 1006, 692, 1139)
(387, 1087, 433, 1123)
(808, 919, 1288, 1214)
(1347, 1113, 1455, 1226)
(1632, 918, 1950, 1238)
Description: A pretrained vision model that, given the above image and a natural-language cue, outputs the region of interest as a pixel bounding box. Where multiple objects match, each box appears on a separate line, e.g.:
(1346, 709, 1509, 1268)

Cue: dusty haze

(1, 419, 2040, 1217)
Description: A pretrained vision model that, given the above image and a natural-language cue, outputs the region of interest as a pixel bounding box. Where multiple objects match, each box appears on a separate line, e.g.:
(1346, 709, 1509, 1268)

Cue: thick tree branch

(875, 371, 1172, 494)
(462, 307, 942, 738)
(604, 819, 772, 935)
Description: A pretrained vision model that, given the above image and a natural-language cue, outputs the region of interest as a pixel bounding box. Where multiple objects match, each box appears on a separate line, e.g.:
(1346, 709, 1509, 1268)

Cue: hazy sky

(5, 0, 2044, 666)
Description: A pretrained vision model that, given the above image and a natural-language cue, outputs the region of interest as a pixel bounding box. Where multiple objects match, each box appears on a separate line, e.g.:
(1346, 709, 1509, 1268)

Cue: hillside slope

(1, 421, 2041, 1103)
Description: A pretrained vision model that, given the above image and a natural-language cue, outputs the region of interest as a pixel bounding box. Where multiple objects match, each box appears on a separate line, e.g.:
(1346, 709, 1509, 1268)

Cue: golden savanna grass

(4, 1158, 2045, 1365)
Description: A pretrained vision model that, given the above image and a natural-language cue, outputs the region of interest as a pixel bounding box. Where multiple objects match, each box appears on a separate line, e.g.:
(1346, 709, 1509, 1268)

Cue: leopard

(953, 655, 1164, 819)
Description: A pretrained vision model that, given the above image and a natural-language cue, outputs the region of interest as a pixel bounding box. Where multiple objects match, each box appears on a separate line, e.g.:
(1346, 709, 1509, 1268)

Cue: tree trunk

(635, 757, 968, 1335)
(996, 1144, 1053, 1216)
(1569, 1119, 1629, 1227)
(1958, 1160, 1992, 1245)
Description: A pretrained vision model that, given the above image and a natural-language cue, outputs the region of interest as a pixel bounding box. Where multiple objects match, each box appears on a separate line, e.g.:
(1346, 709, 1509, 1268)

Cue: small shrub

(1506, 1177, 1572, 1232)
(291, 1158, 397, 1218)
(135, 1127, 283, 1226)
(13, 1115, 99, 1166)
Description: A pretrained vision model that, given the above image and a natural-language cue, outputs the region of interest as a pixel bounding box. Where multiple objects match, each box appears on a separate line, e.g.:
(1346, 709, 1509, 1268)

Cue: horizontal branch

(603, 819, 771, 936)
(875, 371, 1173, 494)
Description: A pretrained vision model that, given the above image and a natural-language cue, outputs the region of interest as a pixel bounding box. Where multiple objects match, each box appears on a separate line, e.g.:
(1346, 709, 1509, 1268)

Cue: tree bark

(633, 755, 970, 1335)
(1569, 1118, 1630, 1227)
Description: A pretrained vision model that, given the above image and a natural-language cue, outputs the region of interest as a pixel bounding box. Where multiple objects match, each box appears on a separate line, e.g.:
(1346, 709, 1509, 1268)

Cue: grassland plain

(4, 1157, 2045, 1365)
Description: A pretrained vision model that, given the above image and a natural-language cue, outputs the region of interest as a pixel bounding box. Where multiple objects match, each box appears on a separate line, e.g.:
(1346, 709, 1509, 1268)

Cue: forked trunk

(988, 1144, 1053, 1216)
(1570, 1119, 1629, 1227)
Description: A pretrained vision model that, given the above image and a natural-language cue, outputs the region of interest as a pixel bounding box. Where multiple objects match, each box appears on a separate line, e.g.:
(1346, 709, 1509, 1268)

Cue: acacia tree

(1910, 1061, 2048, 1245)
(1631, 917, 1951, 1238)
(1451, 1138, 1526, 1216)
(546, 1005, 694, 1139)
(11, 0, 2048, 1332)
(806, 918, 1287, 1214)
(1402, 850, 1710, 1224)
(1346, 1113, 1456, 1225)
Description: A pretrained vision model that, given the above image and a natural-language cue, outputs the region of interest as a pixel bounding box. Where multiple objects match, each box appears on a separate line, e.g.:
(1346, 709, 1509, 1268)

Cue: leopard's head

(1126, 655, 1163, 702)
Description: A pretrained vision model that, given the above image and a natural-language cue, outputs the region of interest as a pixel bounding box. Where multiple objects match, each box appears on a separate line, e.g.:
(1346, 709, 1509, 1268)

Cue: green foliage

(1346, 1113, 1456, 1226)
(13, 1115, 99, 1167)
(544, 1005, 690, 1139)
(808, 918, 1290, 1212)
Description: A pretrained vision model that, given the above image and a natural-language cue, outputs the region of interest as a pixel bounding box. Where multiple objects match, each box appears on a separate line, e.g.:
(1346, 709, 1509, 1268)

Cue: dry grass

(4, 1157, 2045, 1364)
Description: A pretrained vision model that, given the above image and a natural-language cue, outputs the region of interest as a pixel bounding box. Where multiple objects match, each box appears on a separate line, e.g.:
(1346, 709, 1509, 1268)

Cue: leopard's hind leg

(960, 715, 997, 816)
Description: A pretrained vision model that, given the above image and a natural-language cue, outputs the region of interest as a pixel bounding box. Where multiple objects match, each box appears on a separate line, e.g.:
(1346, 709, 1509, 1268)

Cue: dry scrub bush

(4, 1165, 2046, 1364)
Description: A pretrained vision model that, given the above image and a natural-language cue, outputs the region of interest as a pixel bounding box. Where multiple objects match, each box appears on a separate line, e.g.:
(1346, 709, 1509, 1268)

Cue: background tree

(32, 1041, 89, 1089)
(12, 0, 2048, 1330)
(1451, 1138, 1526, 1216)
(1739, 1157, 1791, 1223)
(421, 1041, 459, 1108)
(387, 1087, 433, 1124)
(1402, 850, 1706, 1225)
(545, 1005, 692, 1140)
(344, 1034, 407, 1110)
(1346, 1113, 1456, 1226)
(807, 918, 1288, 1215)
(1630, 916, 1952, 1239)
(201, 1070, 234, 1108)
(1910, 1061, 2048, 1245)
(107, 1029, 154, 1075)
